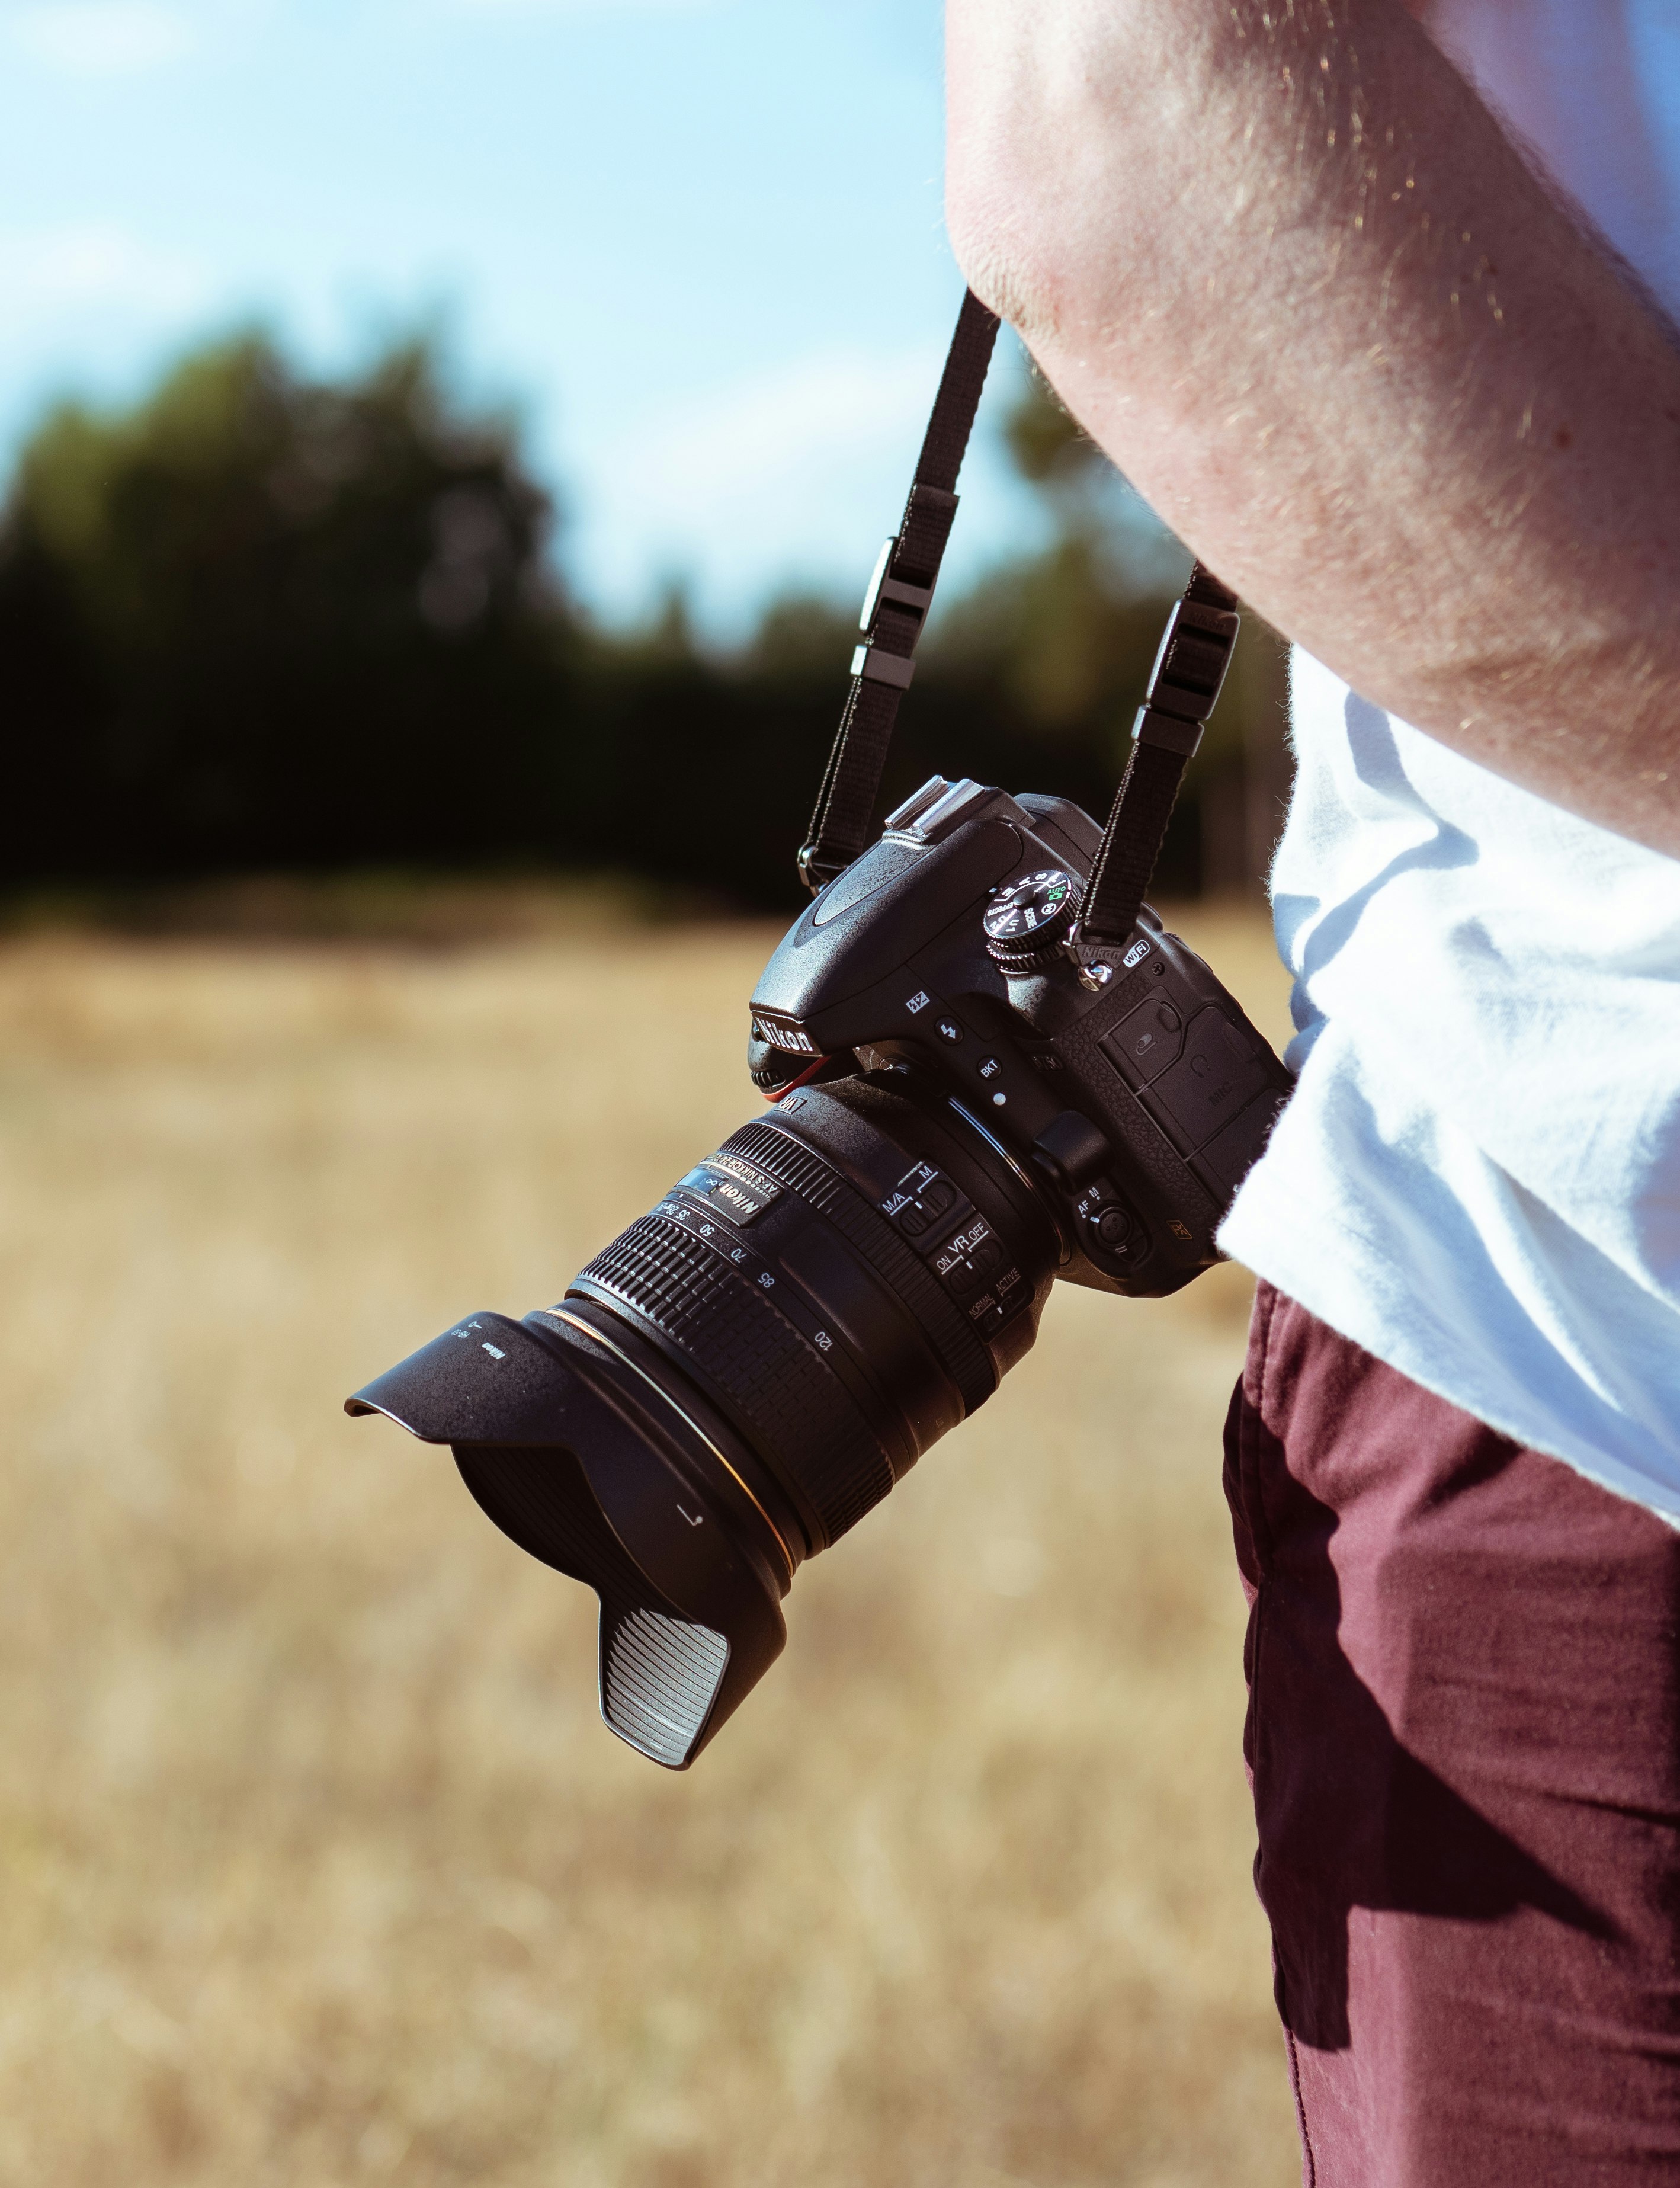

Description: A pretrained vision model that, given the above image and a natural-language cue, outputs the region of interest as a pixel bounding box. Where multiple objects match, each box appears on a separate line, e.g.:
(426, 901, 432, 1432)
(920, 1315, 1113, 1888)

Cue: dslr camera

(347, 296, 1293, 1767)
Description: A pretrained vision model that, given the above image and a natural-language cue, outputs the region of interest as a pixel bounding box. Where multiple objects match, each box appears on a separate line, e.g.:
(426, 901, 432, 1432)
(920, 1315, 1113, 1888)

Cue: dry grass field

(0, 904, 1301, 2188)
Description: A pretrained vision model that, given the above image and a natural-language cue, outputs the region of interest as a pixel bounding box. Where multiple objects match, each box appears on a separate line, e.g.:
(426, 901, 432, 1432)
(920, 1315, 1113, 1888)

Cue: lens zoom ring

(725, 1120, 997, 1413)
(575, 1215, 894, 1546)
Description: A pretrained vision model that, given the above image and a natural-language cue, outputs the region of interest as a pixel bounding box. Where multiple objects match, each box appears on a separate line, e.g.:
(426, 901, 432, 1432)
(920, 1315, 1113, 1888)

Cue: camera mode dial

(984, 868, 1080, 974)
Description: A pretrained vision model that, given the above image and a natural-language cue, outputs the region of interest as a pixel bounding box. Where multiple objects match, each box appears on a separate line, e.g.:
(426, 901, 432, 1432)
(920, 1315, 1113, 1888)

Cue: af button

(1075, 1177, 1144, 1267)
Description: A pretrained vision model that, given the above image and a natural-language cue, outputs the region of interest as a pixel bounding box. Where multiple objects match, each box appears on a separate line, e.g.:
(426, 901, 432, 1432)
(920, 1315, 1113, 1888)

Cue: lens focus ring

(572, 1213, 895, 1548)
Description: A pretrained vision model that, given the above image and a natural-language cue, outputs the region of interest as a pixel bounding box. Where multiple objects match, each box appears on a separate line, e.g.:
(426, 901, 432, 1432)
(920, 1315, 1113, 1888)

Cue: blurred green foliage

(0, 336, 570, 881)
(0, 334, 1277, 911)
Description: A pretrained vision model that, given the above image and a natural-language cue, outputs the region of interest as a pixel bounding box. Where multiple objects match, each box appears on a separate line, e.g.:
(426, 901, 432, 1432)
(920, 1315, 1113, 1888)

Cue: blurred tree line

(0, 332, 1288, 913)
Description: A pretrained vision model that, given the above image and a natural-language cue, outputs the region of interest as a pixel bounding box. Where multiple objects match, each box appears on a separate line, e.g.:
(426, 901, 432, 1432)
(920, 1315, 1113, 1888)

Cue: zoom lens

(346, 1080, 1059, 1767)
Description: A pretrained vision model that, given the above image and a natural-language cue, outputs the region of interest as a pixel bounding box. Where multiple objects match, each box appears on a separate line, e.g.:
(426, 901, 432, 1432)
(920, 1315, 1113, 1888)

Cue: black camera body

(348, 291, 1299, 1770)
(749, 774, 1291, 1312)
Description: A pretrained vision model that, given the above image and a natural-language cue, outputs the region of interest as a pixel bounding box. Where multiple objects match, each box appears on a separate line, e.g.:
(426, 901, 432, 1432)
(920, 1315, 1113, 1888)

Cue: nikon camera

(347, 294, 1294, 1769)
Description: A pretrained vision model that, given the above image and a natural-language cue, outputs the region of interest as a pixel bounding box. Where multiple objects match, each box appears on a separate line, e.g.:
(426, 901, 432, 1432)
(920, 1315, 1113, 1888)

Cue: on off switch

(880, 1163, 967, 1245)
(933, 1218, 1003, 1296)
(897, 1178, 955, 1238)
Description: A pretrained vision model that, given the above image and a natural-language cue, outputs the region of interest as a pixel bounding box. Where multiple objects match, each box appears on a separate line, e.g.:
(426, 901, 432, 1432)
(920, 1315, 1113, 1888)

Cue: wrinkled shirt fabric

(1219, 0, 1680, 1521)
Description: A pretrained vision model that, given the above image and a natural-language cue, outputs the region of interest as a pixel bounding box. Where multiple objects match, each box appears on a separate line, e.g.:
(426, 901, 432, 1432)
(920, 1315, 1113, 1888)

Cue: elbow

(945, 1, 1218, 353)
(945, 152, 1047, 340)
(944, 18, 1083, 345)
(946, 144, 1078, 351)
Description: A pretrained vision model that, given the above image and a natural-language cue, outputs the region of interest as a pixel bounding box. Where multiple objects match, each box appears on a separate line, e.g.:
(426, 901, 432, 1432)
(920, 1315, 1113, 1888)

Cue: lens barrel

(346, 1081, 1057, 1767)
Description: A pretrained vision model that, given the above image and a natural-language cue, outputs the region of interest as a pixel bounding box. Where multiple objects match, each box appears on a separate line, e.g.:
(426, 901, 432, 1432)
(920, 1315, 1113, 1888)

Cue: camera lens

(347, 1079, 1059, 1768)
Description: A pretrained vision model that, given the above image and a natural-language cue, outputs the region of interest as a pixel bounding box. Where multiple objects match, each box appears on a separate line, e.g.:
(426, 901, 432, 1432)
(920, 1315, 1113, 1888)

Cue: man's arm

(946, 0, 1680, 855)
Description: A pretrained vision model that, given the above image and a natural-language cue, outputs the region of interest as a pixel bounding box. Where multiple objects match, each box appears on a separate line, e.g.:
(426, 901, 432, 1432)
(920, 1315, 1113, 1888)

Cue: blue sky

(0, 0, 1048, 633)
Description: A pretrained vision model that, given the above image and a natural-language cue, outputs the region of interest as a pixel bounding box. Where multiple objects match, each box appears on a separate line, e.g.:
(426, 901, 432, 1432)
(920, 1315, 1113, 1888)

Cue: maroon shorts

(1224, 1282, 1680, 2186)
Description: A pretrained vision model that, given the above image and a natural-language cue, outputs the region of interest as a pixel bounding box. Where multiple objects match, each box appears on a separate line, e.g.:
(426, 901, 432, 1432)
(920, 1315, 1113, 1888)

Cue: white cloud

(7, 2, 195, 75)
(618, 343, 947, 526)
(0, 225, 208, 313)
(572, 340, 953, 629)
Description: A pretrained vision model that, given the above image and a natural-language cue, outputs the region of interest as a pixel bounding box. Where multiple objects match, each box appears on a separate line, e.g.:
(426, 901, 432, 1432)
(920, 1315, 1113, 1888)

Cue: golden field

(0, 905, 1300, 2188)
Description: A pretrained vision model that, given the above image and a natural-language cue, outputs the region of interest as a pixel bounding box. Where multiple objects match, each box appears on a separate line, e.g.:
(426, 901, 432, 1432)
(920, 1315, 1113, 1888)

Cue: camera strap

(798, 289, 1001, 891)
(1074, 563, 1239, 952)
(798, 290, 1242, 948)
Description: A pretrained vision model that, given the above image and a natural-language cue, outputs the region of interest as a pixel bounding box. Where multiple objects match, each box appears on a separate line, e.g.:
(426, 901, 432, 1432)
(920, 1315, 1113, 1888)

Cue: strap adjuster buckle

(850, 643, 916, 691)
(859, 539, 935, 632)
(1131, 706, 1204, 757)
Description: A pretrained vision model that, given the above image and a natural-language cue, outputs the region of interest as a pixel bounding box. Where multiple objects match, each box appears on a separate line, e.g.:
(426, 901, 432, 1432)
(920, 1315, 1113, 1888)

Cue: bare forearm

(946, 0, 1680, 854)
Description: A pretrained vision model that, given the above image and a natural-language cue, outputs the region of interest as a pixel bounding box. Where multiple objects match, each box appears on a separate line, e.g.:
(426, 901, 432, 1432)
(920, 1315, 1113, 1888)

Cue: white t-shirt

(1218, 0, 1680, 1523)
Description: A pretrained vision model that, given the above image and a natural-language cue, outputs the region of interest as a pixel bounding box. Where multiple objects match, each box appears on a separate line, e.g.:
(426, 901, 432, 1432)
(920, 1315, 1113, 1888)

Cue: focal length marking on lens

(725, 1117, 998, 1415)
(645, 1200, 915, 1479)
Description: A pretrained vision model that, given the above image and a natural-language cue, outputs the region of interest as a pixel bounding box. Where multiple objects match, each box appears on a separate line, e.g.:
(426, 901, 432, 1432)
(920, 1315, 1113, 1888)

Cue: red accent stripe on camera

(764, 1055, 831, 1104)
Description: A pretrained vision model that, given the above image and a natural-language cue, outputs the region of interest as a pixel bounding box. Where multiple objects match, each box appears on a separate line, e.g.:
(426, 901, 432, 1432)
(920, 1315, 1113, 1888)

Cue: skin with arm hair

(944, 0, 1680, 856)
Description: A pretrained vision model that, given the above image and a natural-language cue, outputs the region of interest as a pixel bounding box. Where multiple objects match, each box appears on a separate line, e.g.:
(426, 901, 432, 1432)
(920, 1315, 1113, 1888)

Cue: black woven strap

(797, 295, 1240, 937)
(1076, 563, 1241, 950)
(799, 290, 1000, 891)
